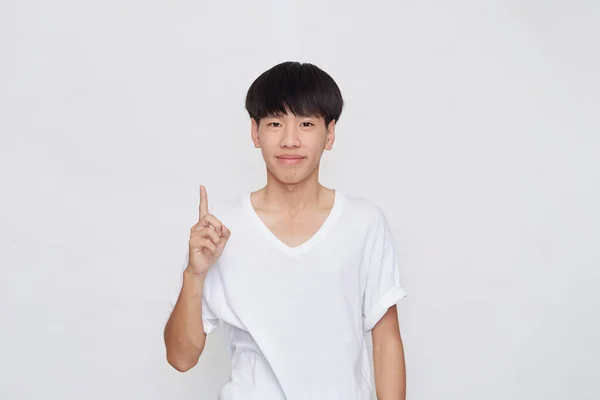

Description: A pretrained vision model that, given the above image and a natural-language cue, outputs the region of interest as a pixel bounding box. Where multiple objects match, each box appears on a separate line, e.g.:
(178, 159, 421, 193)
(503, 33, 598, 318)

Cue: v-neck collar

(243, 190, 345, 258)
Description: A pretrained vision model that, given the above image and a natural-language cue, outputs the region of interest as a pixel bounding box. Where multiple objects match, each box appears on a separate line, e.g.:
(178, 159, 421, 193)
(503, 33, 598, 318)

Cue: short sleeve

(362, 210, 408, 332)
(167, 251, 220, 335)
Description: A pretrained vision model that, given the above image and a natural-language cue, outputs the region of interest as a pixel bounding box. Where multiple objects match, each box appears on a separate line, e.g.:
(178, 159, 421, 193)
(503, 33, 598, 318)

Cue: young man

(164, 61, 408, 399)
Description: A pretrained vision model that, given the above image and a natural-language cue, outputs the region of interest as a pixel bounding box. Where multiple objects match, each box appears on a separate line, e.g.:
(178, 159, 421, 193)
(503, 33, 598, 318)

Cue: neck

(259, 165, 329, 214)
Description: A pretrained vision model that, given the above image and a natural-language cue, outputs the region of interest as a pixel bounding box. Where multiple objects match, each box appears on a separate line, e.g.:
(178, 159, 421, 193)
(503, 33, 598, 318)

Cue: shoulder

(339, 191, 389, 225)
(339, 191, 395, 248)
(209, 195, 242, 214)
(208, 193, 248, 227)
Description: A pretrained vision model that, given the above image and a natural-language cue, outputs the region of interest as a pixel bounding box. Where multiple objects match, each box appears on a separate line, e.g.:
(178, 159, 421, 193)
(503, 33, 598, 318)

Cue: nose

(280, 125, 300, 148)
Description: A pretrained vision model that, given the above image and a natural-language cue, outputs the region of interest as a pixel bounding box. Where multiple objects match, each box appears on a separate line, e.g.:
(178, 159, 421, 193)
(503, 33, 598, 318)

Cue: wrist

(184, 265, 208, 281)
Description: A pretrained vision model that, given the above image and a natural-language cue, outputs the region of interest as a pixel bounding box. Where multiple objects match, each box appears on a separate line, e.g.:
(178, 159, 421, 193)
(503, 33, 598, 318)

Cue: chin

(266, 160, 317, 185)
(267, 167, 306, 185)
(276, 174, 306, 185)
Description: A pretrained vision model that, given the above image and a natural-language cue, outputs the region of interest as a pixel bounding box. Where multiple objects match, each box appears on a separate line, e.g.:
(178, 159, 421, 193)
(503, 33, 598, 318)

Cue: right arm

(163, 185, 231, 372)
(164, 267, 209, 372)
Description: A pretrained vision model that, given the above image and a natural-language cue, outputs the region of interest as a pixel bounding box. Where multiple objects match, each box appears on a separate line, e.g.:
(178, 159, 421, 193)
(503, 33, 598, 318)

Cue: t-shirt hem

(203, 319, 219, 335)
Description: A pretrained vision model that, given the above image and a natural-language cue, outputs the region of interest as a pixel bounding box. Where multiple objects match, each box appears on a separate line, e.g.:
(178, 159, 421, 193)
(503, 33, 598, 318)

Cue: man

(164, 61, 408, 399)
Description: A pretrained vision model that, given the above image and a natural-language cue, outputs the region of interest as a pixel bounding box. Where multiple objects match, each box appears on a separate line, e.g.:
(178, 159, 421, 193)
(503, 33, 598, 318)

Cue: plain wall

(1, 1, 599, 399)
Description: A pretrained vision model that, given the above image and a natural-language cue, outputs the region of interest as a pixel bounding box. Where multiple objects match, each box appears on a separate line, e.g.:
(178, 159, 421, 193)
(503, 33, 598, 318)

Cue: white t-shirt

(169, 190, 407, 399)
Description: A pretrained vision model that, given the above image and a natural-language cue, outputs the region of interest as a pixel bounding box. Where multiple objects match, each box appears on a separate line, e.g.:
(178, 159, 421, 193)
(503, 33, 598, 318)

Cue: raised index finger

(199, 185, 209, 220)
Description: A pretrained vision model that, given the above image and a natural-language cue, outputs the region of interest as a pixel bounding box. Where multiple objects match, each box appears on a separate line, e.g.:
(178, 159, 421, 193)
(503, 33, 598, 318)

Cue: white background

(1, 1, 599, 399)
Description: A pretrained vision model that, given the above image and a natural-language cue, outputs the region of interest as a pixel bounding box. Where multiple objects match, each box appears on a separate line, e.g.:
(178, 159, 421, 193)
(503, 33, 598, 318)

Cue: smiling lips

(276, 154, 306, 165)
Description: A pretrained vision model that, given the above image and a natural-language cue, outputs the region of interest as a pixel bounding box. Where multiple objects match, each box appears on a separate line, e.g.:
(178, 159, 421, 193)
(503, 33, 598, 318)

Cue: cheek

(258, 136, 278, 153)
(307, 139, 326, 157)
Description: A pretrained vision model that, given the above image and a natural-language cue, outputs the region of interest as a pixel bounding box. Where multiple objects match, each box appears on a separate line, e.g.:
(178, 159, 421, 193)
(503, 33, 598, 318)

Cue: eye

(300, 122, 314, 127)
(268, 122, 282, 127)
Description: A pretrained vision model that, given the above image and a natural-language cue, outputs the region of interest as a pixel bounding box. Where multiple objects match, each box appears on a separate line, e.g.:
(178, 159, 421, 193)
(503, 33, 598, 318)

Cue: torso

(193, 190, 407, 400)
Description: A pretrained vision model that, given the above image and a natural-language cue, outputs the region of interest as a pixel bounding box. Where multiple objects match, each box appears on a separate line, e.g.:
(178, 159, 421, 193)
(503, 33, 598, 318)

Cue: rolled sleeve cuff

(363, 284, 408, 332)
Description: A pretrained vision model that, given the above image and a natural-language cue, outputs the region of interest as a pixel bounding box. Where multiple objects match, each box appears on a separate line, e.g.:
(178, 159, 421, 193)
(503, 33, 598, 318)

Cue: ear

(324, 119, 336, 151)
(251, 118, 260, 148)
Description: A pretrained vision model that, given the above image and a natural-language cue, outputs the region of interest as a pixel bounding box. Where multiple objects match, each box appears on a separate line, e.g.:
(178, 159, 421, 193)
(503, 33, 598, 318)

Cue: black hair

(245, 61, 344, 127)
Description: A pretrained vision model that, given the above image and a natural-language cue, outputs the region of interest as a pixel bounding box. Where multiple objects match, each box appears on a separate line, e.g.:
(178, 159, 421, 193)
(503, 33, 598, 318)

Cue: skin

(373, 305, 407, 399)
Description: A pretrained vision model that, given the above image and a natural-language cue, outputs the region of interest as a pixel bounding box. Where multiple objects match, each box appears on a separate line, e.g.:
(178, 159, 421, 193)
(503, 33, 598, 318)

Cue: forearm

(164, 266, 208, 371)
(373, 335, 406, 399)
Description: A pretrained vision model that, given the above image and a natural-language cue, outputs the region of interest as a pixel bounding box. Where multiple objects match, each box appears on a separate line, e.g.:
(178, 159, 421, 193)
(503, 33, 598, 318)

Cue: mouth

(276, 155, 306, 165)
